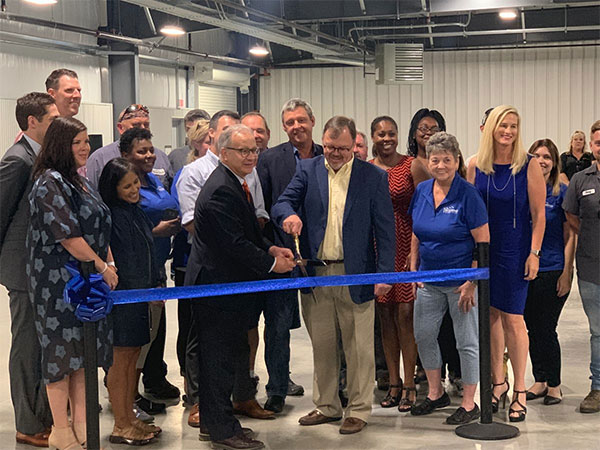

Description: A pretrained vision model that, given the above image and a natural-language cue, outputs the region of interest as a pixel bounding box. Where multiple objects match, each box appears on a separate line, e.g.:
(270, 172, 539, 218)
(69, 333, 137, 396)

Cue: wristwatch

(530, 249, 542, 258)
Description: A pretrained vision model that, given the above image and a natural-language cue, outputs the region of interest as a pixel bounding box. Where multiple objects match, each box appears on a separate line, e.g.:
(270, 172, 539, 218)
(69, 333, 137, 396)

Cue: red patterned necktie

(242, 180, 254, 205)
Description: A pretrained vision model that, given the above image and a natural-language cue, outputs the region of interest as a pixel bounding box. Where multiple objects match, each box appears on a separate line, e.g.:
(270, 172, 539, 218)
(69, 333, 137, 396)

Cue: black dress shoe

(212, 434, 264, 450)
(264, 395, 285, 413)
(287, 378, 304, 396)
(410, 392, 451, 416)
(135, 395, 166, 415)
(144, 379, 180, 400)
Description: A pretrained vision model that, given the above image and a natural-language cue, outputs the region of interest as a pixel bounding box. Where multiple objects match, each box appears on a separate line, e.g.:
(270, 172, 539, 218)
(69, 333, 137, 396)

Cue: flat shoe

(544, 390, 562, 405)
(526, 387, 548, 401)
(445, 404, 480, 425)
(410, 392, 451, 416)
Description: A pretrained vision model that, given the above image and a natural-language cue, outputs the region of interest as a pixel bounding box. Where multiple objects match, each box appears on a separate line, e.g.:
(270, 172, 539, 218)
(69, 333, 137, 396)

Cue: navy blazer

(271, 156, 396, 304)
(257, 141, 323, 248)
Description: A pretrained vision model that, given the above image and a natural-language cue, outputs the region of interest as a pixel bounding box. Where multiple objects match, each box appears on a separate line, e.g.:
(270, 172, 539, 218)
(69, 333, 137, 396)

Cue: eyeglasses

(324, 145, 353, 153)
(225, 146, 260, 158)
(417, 126, 441, 135)
(119, 104, 149, 122)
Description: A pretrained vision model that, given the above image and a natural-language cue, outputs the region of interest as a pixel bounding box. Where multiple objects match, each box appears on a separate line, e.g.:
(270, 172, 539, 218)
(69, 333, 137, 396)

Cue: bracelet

(107, 261, 116, 267)
(99, 262, 108, 274)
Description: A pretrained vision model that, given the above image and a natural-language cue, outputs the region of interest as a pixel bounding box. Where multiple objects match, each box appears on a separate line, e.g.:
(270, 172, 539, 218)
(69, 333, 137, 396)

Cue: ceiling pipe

(288, 1, 600, 24)
(143, 6, 157, 35)
(348, 16, 471, 41)
(359, 24, 600, 42)
(0, 12, 261, 67)
(205, 0, 366, 53)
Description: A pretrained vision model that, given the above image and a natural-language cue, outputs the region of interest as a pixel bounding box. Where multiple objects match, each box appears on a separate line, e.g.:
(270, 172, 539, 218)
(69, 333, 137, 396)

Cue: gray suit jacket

(0, 136, 36, 290)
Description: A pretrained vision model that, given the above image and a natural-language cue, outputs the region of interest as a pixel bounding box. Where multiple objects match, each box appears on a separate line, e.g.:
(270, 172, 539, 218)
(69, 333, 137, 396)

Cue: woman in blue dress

(467, 106, 546, 422)
(28, 117, 118, 449)
(118, 127, 181, 406)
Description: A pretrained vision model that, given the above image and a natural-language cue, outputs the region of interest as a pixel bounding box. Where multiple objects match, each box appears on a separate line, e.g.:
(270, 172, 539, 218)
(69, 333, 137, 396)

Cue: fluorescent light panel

(499, 10, 518, 20)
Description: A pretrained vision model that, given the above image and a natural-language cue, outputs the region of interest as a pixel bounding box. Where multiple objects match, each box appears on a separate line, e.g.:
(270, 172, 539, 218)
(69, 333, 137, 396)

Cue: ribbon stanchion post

(64, 260, 112, 450)
(455, 243, 520, 440)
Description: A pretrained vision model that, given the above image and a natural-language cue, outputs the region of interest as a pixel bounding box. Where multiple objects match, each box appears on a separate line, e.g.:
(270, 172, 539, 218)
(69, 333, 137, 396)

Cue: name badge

(153, 168, 166, 176)
(582, 188, 596, 196)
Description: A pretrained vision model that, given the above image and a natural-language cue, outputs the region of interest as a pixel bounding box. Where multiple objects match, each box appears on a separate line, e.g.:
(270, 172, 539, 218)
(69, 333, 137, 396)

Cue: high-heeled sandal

(380, 383, 403, 408)
(397, 387, 418, 412)
(509, 390, 527, 422)
(491, 379, 510, 413)
(108, 426, 155, 446)
(133, 419, 162, 437)
(48, 426, 83, 450)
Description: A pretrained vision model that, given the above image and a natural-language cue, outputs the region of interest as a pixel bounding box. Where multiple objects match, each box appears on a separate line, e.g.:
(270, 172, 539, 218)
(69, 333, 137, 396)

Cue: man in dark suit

(0, 92, 59, 447)
(255, 99, 323, 412)
(185, 124, 295, 449)
(272, 115, 395, 435)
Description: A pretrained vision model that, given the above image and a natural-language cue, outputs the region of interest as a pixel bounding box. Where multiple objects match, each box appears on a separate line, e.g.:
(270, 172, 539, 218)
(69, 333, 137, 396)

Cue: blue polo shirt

(139, 172, 180, 268)
(409, 175, 488, 286)
(539, 183, 567, 272)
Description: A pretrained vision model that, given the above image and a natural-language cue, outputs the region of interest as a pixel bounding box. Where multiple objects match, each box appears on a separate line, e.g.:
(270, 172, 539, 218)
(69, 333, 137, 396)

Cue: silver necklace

(486, 171, 517, 229)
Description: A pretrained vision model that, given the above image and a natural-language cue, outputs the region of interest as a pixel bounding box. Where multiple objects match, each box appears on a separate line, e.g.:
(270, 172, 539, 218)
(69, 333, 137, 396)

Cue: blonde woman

(467, 105, 546, 422)
(186, 119, 210, 164)
(559, 130, 592, 184)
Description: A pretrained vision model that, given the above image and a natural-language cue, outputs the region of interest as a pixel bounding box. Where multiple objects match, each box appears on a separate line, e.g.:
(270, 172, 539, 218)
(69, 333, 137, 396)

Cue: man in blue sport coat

(271, 115, 395, 435)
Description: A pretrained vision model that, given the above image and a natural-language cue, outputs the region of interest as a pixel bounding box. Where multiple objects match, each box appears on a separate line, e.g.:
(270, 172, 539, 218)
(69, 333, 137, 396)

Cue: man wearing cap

(85, 104, 174, 191)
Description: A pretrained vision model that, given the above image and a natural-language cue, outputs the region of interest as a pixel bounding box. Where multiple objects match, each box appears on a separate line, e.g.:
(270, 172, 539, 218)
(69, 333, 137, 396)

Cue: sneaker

(410, 392, 451, 416)
(287, 378, 304, 396)
(133, 403, 155, 423)
(580, 390, 600, 413)
(135, 396, 166, 415)
(445, 404, 480, 425)
(144, 379, 180, 400)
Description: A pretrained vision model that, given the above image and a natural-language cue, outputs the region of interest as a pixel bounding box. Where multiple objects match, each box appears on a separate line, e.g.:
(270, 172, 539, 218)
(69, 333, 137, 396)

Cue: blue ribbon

(110, 268, 489, 305)
(63, 262, 113, 322)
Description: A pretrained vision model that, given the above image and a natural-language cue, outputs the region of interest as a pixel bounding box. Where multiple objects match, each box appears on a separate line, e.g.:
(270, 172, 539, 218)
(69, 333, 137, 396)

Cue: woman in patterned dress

(27, 117, 118, 450)
(370, 116, 429, 411)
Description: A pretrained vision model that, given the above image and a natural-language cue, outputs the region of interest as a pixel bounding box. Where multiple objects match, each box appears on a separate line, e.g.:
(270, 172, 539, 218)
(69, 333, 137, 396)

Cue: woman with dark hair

(98, 158, 159, 445)
(369, 115, 428, 411)
(524, 139, 575, 405)
(118, 127, 181, 406)
(28, 117, 117, 449)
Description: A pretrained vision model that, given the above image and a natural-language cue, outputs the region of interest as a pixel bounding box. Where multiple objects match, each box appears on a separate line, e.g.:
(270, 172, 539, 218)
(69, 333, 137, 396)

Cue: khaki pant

(301, 263, 374, 422)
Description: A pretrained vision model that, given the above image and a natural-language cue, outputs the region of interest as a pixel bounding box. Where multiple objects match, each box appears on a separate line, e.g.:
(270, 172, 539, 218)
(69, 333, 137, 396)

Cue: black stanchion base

(455, 422, 520, 441)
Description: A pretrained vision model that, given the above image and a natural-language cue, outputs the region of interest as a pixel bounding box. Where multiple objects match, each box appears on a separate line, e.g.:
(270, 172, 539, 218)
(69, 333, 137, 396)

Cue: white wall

(260, 44, 600, 159)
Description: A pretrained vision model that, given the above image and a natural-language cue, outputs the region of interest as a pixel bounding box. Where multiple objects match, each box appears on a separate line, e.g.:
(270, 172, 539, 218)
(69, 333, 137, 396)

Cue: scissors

(293, 234, 324, 303)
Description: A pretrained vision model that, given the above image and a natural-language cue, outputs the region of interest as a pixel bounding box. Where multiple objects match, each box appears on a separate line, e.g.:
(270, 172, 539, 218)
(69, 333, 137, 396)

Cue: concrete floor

(1, 279, 599, 450)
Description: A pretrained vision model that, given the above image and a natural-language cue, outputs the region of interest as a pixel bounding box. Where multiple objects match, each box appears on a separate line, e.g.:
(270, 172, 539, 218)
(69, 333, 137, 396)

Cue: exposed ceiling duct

(122, 0, 366, 56)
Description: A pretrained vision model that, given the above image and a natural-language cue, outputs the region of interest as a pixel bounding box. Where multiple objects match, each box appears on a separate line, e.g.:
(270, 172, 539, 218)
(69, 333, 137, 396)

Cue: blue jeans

(414, 283, 479, 385)
(262, 289, 300, 398)
(579, 279, 600, 390)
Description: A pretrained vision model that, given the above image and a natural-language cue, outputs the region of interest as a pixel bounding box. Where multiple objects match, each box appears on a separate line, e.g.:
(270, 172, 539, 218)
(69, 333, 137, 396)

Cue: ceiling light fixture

(498, 10, 518, 20)
(160, 25, 185, 36)
(23, 0, 57, 4)
(249, 43, 269, 56)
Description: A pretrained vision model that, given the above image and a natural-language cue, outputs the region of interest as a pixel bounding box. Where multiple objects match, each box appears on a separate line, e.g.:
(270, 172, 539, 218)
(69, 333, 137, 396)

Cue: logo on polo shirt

(442, 205, 459, 214)
(153, 168, 166, 176)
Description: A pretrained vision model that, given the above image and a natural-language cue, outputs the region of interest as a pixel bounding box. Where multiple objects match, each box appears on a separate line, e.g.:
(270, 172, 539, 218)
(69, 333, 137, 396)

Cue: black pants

(175, 269, 200, 404)
(142, 306, 168, 388)
(194, 300, 256, 441)
(524, 270, 568, 387)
